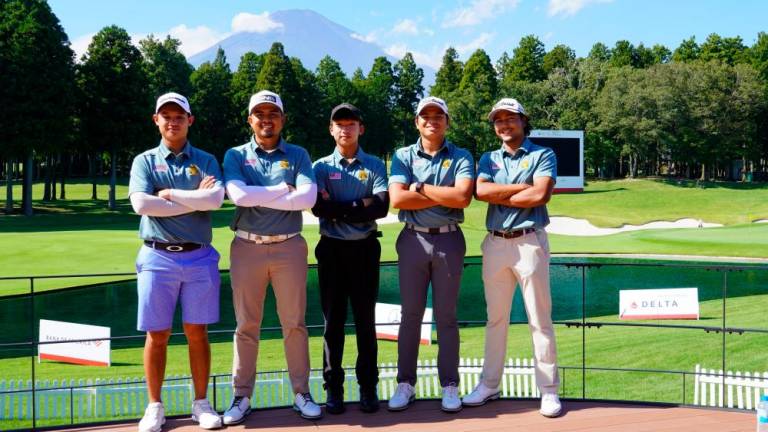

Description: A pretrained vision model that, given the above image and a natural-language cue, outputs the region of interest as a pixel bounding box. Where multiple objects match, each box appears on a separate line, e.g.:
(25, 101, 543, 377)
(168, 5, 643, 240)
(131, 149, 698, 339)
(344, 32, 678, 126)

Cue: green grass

(2, 291, 765, 398)
(2, 178, 767, 295)
(547, 178, 768, 227)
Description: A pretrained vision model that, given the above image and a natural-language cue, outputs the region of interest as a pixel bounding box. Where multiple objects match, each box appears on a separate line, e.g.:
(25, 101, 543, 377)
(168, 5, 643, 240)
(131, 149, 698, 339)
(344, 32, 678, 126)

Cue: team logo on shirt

(442, 159, 452, 169)
(279, 160, 290, 169)
(187, 164, 200, 176)
(521, 159, 530, 169)
(329, 172, 342, 180)
(358, 170, 368, 180)
(154, 164, 168, 173)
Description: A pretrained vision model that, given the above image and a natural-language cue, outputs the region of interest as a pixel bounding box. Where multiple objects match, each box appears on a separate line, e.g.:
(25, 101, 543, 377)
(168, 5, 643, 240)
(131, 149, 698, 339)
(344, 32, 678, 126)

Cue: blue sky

(49, 0, 768, 69)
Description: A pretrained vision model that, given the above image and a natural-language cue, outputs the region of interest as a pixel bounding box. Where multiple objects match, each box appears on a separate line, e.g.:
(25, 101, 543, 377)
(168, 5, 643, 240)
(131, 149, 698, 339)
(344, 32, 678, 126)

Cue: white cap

(155, 92, 191, 115)
(488, 98, 527, 120)
(248, 90, 284, 113)
(415, 96, 449, 116)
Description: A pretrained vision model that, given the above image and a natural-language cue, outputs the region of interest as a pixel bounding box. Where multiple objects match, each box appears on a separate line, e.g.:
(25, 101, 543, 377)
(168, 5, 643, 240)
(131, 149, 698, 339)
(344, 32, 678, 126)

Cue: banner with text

(39, 319, 111, 367)
(375, 303, 433, 345)
(619, 288, 699, 320)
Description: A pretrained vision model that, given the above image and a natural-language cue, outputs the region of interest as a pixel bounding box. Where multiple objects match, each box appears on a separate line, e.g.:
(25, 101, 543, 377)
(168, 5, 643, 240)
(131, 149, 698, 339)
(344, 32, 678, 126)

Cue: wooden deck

(46, 399, 756, 432)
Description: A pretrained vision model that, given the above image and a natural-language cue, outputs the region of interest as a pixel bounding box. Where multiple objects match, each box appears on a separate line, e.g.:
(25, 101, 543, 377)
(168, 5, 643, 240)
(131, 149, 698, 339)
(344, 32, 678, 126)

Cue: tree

(450, 49, 499, 156)
(190, 47, 239, 158)
(392, 53, 424, 147)
(139, 35, 193, 97)
(634, 43, 655, 68)
(358, 57, 396, 157)
(588, 42, 611, 62)
(610, 40, 638, 68)
(672, 36, 700, 63)
(230, 51, 266, 132)
(289, 57, 325, 157)
(503, 35, 546, 84)
(0, 0, 75, 215)
(256, 43, 304, 145)
(543, 44, 576, 76)
(749, 32, 768, 82)
(431, 47, 463, 98)
(651, 44, 672, 64)
(699, 33, 747, 65)
(315, 55, 357, 118)
(78, 25, 150, 210)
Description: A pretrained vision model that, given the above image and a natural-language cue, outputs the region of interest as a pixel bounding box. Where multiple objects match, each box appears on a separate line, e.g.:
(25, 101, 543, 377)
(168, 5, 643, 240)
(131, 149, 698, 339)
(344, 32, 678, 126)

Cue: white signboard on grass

(39, 319, 110, 367)
(619, 288, 699, 320)
(375, 303, 433, 345)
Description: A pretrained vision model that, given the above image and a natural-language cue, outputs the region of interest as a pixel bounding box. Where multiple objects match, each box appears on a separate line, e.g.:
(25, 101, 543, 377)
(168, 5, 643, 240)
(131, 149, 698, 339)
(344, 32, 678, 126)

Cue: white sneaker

(539, 392, 562, 417)
(191, 398, 222, 429)
(222, 396, 251, 425)
(387, 382, 416, 411)
(293, 392, 323, 419)
(441, 384, 462, 412)
(462, 383, 500, 407)
(138, 402, 165, 432)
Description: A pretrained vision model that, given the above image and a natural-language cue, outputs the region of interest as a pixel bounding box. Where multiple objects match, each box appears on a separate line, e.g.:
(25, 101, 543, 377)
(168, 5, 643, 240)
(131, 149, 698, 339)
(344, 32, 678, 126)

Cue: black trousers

(315, 234, 381, 392)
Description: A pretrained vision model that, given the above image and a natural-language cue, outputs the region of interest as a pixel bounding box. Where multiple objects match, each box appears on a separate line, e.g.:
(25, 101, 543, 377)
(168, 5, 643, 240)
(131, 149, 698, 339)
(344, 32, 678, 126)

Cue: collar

(501, 138, 531, 158)
(416, 138, 451, 159)
(158, 141, 191, 160)
(250, 136, 287, 154)
(332, 146, 365, 167)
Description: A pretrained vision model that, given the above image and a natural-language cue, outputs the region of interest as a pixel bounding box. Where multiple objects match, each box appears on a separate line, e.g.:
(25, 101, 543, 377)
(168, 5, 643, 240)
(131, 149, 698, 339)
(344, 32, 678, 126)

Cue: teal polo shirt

(128, 141, 222, 244)
(389, 139, 474, 228)
(223, 137, 316, 235)
(477, 138, 557, 231)
(313, 147, 388, 240)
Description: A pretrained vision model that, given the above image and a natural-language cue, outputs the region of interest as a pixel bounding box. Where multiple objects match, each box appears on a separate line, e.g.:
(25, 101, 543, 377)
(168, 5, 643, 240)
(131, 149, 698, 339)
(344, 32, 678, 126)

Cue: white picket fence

(693, 364, 768, 410)
(0, 357, 537, 421)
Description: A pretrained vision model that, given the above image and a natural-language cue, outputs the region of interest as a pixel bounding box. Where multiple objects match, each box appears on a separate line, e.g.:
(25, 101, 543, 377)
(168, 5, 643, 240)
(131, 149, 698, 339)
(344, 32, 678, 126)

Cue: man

(461, 98, 562, 418)
(129, 92, 224, 432)
(387, 96, 474, 413)
(311, 103, 389, 414)
(222, 90, 321, 423)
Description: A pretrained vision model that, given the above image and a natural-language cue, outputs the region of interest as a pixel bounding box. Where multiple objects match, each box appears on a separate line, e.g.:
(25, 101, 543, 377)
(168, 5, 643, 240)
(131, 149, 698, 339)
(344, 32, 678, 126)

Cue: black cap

(330, 103, 363, 122)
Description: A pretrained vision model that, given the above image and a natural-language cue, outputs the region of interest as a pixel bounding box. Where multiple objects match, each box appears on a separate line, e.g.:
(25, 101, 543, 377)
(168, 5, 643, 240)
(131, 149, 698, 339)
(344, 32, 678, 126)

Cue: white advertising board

(375, 303, 432, 345)
(619, 288, 699, 320)
(39, 319, 110, 367)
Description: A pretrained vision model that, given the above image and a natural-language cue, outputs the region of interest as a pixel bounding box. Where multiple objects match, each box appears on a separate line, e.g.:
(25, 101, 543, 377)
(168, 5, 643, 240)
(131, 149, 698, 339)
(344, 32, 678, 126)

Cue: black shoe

(359, 388, 380, 413)
(325, 389, 345, 415)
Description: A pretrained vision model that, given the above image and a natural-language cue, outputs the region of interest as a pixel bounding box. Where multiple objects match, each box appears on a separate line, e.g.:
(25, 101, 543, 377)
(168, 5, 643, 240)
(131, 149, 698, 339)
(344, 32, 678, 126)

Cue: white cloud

(70, 33, 95, 60)
(455, 32, 494, 55)
(443, 0, 520, 28)
(167, 25, 229, 57)
(231, 11, 284, 33)
(351, 31, 378, 43)
(547, 0, 613, 17)
(392, 19, 419, 35)
(385, 44, 442, 69)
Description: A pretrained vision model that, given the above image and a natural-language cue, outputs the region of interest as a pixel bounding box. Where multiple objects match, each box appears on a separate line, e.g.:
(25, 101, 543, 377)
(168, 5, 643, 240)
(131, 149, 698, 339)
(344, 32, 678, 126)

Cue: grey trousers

(395, 227, 465, 387)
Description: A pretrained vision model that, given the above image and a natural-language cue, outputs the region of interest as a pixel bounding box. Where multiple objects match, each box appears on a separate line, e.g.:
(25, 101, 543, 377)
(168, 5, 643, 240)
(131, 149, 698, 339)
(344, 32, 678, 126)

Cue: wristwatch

(414, 182, 424, 193)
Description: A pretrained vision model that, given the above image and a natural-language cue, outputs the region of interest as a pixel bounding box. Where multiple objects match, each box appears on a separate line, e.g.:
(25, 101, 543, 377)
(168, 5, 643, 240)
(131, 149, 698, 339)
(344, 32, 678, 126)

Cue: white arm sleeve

(261, 183, 317, 211)
(170, 186, 224, 211)
(225, 180, 291, 207)
(129, 192, 194, 217)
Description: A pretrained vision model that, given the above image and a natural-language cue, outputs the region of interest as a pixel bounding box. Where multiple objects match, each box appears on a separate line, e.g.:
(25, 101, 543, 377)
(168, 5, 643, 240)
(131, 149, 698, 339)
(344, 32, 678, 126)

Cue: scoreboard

(528, 130, 584, 192)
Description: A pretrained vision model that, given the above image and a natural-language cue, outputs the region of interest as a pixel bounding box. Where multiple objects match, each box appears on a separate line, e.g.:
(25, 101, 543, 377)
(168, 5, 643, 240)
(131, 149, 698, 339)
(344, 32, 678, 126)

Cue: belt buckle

(165, 245, 184, 252)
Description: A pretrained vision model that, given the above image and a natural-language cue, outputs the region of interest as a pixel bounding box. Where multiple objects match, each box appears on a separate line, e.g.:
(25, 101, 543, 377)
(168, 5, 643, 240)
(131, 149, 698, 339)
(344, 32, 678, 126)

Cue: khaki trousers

(480, 230, 559, 393)
(230, 235, 310, 396)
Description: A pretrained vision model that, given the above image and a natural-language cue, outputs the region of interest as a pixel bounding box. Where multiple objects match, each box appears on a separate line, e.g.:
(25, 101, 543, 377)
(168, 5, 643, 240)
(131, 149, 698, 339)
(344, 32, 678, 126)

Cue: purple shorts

(136, 245, 221, 331)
